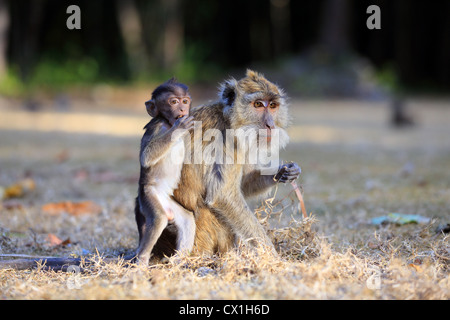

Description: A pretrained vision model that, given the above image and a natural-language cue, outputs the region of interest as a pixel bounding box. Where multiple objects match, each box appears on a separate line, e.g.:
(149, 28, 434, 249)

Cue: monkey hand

(171, 116, 195, 140)
(273, 162, 301, 183)
(174, 115, 195, 131)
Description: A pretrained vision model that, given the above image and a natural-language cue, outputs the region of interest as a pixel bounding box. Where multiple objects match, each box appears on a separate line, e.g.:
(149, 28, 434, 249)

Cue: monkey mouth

(175, 115, 184, 120)
(259, 128, 272, 142)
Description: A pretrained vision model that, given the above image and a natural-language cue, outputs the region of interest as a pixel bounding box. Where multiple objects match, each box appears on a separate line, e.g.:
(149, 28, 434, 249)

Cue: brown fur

(153, 70, 300, 257)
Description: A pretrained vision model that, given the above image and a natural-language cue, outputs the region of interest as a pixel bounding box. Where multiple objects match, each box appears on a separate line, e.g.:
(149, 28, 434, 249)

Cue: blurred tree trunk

(116, 0, 148, 77)
(249, 1, 271, 62)
(394, 0, 413, 86)
(439, 1, 450, 85)
(270, 0, 291, 57)
(318, 0, 350, 54)
(161, 0, 183, 71)
(0, 0, 9, 79)
(14, 0, 45, 82)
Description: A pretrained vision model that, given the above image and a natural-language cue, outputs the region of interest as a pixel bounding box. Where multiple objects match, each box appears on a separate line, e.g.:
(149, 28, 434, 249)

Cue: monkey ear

(219, 78, 238, 106)
(145, 100, 158, 117)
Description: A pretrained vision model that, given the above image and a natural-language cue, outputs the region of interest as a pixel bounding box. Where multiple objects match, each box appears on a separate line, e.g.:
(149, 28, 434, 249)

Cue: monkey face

(249, 95, 281, 142)
(220, 70, 289, 143)
(160, 92, 192, 126)
(146, 87, 191, 126)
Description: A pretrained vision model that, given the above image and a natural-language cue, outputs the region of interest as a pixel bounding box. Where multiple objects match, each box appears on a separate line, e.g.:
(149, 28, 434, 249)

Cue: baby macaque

(134, 78, 195, 264)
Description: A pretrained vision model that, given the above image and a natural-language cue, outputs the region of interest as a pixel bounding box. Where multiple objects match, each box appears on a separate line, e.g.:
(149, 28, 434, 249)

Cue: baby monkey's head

(145, 78, 191, 126)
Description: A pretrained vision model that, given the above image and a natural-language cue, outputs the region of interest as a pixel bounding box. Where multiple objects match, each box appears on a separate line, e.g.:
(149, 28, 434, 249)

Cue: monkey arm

(207, 171, 276, 253)
(140, 125, 184, 168)
(242, 163, 301, 197)
(140, 133, 172, 167)
(241, 168, 276, 198)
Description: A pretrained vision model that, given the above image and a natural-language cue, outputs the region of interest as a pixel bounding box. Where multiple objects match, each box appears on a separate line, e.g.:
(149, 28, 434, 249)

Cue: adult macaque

(155, 70, 301, 256)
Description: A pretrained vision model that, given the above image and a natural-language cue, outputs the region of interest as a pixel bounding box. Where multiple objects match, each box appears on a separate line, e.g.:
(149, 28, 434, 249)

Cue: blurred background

(0, 0, 449, 267)
(0, 0, 449, 105)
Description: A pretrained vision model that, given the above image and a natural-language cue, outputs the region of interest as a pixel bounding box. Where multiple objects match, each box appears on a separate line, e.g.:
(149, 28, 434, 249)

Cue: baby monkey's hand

(174, 115, 195, 131)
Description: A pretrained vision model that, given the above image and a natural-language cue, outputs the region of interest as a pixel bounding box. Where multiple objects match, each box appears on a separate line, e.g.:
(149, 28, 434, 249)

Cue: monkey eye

(182, 98, 191, 105)
(269, 101, 279, 109)
(169, 98, 179, 105)
(254, 100, 265, 108)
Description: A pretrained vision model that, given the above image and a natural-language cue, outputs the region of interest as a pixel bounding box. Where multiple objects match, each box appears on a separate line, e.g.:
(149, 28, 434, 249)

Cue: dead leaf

(61, 238, 71, 246)
(1, 178, 36, 199)
(46, 233, 71, 247)
(41, 201, 102, 216)
(46, 233, 63, 246)
(408, 263, 423, 272)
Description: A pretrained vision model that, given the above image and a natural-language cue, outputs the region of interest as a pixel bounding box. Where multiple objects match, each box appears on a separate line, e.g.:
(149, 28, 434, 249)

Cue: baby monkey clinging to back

(134, 78, 195, 265)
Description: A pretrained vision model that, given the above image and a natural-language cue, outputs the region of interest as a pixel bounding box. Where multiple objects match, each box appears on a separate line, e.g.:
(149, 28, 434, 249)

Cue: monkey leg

(211, 193, 276, 254)
(170, 203, 196, 253)
(134, 197, 145, 244)
(193, 207, 235, 255)
(136, 196, 169, 265)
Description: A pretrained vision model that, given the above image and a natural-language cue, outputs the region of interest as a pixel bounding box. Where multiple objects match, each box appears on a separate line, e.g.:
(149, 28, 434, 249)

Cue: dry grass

(0, 98, 449, 300)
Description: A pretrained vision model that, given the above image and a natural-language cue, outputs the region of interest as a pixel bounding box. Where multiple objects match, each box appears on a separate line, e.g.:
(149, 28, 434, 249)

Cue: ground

(0, 97, 449, 299)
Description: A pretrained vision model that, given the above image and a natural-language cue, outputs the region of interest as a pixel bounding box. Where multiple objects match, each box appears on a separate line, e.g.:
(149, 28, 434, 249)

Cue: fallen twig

(0, 254, 58, 259)
(291, 181, 308, 219)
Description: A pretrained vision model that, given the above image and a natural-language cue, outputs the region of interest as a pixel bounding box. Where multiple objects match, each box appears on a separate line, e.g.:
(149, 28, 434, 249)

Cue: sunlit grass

(0, 99, 449, 299)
